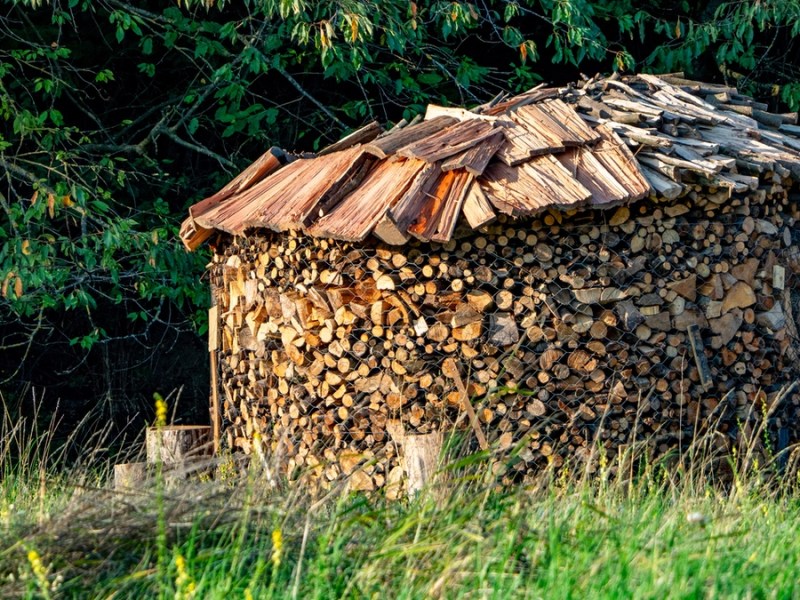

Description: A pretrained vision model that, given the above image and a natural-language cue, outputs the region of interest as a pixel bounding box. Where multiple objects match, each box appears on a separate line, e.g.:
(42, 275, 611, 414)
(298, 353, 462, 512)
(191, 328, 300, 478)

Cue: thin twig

(291, 514, 311, 600)
(154, 124, 238, 169)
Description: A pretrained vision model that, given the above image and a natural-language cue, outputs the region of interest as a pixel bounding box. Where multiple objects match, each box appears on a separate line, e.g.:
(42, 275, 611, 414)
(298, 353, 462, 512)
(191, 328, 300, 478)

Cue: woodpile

(185, 72, 800, 492)
(210, 186, 800, 490)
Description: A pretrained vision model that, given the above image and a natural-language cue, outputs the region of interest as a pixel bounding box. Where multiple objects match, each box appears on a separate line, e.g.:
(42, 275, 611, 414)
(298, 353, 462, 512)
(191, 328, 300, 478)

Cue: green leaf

(91, 200, 112, 214)
(504, 2, 519, 22)
(138, 63, 156, 77)
(95, 69, 115, 83)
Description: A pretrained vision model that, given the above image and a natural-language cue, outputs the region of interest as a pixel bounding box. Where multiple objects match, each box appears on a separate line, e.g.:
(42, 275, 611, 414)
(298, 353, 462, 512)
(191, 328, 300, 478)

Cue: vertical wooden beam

(208, 304, 219, 351)
(208, 304, 221, 454)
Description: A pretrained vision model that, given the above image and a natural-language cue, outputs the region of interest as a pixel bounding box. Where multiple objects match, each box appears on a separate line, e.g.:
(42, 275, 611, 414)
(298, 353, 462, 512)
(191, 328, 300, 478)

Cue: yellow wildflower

(271, 528, 283, 569)
(26, 548, 50, 598)
(27, 550, 46, 579)
(175, 553, 196, 599)
(154, 392, 167, 427)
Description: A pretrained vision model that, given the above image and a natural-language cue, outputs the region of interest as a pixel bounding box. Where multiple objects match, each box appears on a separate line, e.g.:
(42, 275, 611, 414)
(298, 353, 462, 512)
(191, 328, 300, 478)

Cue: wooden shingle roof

(180, 73, 800, 250)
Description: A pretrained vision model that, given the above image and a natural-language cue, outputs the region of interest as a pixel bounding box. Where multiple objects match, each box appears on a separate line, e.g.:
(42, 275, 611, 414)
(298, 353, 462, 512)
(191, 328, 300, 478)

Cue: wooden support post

(210, 353, 220, 454)
(208, 305, 221, 454)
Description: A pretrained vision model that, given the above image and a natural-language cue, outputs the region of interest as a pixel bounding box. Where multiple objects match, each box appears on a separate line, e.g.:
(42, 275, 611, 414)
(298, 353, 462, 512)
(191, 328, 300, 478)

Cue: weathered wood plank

(396, 119, 500, 163)
(309, 158, 427, 242)
(373, 163, 441, 244)
(537, 98, 601, 144)
(430, 170, 474, 242)
(591, 125, 652, 201)
(318, 121, 382, 155)
(407, 169, 457, 241)
(556, 147, 631, 207)
(441, 131, 505, 175)
(461, 180, 496, 228)
(364, 116, 457, 158)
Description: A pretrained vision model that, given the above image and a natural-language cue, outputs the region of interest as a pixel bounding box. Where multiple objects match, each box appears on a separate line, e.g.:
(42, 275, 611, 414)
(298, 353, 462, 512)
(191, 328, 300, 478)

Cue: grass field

(2, 406, 800, 599)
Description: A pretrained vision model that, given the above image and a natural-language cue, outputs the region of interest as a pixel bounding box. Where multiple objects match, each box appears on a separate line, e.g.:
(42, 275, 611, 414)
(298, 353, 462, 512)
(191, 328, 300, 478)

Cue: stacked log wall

(209, 181, 800, 491)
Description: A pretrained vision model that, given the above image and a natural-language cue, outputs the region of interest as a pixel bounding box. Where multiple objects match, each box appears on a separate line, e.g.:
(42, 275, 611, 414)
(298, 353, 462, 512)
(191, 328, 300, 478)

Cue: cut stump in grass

(113, 427, 212, 491)
(145, 425, 213, 486)
(113, 462, 148, 491)
(145, 425, 212, 466)
(403, 431, 445, 499)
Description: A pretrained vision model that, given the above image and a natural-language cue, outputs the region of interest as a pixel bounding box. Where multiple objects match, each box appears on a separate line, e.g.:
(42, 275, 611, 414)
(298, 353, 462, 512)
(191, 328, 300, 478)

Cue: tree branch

(236, 32, 347, 130)
(274, 63, 348, 129)
(154, 124, 238, 170)
(0, 156, 55, 194)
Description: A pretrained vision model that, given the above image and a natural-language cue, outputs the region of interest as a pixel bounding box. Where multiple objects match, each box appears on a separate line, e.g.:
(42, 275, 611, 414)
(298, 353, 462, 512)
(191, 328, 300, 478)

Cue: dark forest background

(2, 0, 799, 441)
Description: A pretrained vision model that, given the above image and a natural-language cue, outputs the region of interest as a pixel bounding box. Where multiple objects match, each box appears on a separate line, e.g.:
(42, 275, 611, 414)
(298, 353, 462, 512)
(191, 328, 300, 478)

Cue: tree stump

(402, 431, 444, 498)
(113, 462, 148, 491)
(145, 425, 212, 467)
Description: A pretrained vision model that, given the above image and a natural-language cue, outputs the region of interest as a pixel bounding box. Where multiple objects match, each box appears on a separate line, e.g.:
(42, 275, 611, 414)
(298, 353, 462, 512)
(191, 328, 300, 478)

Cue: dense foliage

(1, 0, 799, 423)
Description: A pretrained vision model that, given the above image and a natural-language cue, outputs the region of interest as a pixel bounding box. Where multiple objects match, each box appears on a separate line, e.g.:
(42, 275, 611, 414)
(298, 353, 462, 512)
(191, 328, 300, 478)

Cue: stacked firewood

(210, 183, 800, 490)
